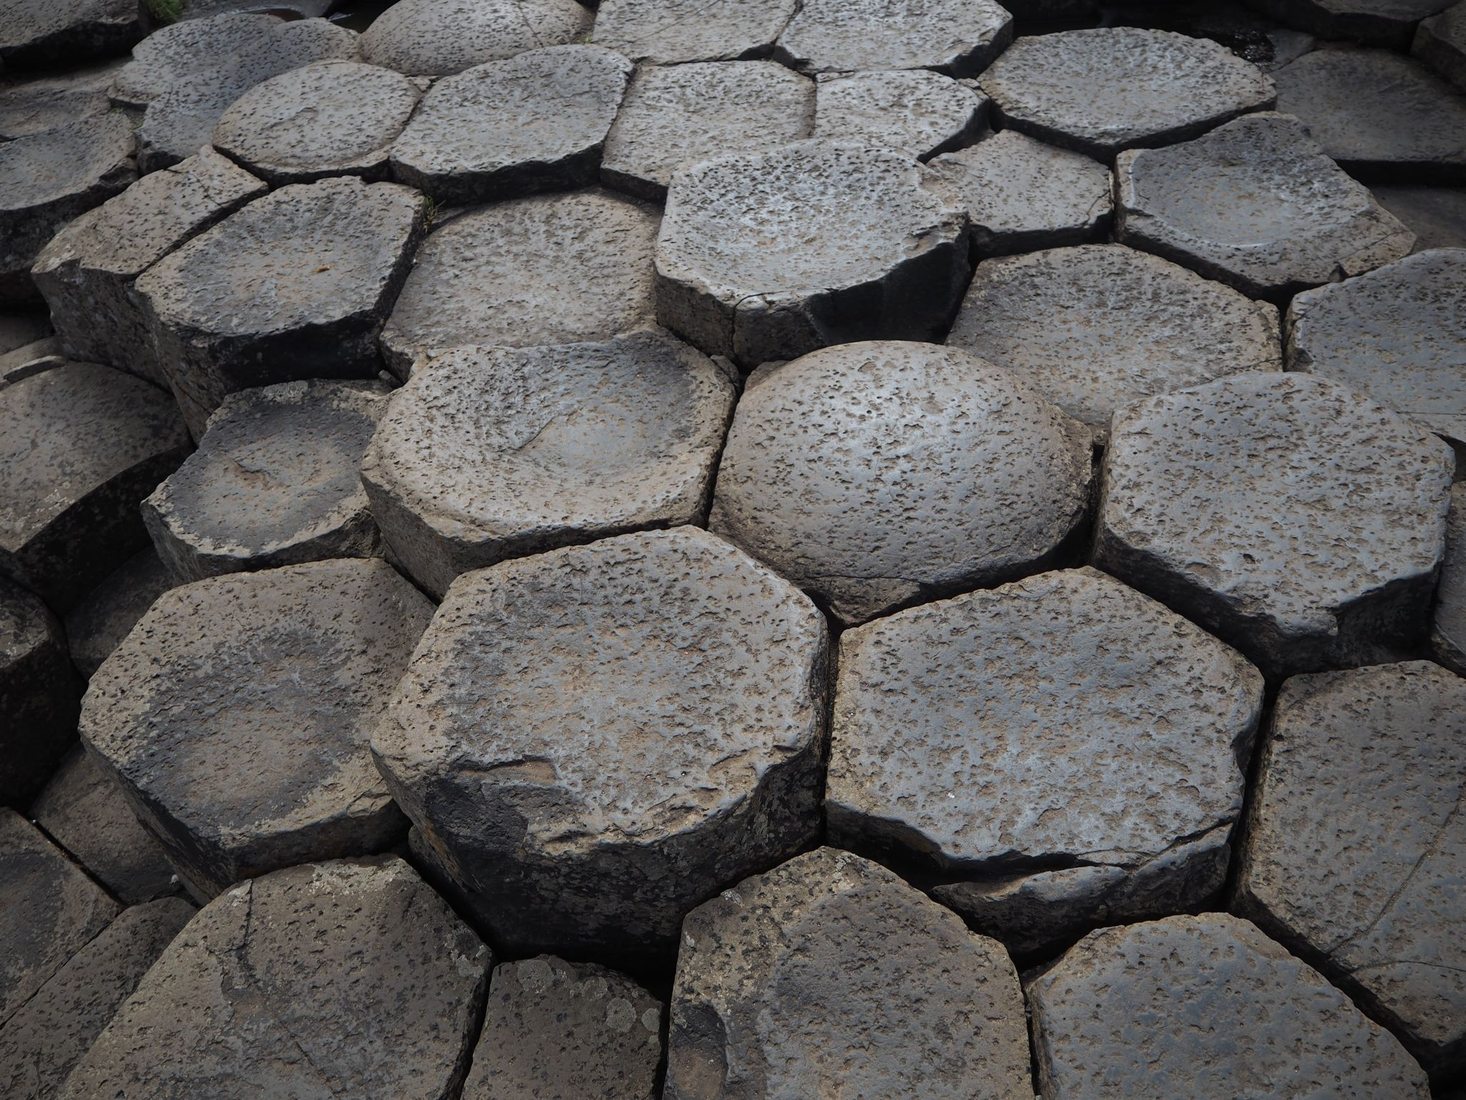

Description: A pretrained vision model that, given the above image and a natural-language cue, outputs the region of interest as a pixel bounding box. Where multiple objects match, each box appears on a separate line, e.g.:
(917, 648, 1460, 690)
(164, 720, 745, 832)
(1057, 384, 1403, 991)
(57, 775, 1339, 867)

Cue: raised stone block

(773, 0, 1012, 76)
(359, 0, 591, 76)
(591, 0, 795, 64)
(813, 70, 987, 161)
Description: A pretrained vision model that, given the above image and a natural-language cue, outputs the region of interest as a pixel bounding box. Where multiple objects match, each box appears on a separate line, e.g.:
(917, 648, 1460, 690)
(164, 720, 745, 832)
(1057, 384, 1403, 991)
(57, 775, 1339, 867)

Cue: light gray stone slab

(359, 0, 592, 75)
(0, 576, 79, 805)
(773, 0, 1012, 76)
(1416, 1, 1466, 90)
(1372, 185, 1466, 251)
(1434, 484, 1466, 673)
(591, 0, 795, 64)
(0, 0, 143, 67)
(1247, 0, 1453, 48)
(813, 69, 986, 161)
(0, 59, 125, 139)
(61, 547, 175, 680)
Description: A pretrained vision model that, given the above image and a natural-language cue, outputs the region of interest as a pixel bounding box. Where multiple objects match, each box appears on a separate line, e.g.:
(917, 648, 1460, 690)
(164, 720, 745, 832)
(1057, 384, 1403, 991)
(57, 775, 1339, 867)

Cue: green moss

(145, 0, 185, 24)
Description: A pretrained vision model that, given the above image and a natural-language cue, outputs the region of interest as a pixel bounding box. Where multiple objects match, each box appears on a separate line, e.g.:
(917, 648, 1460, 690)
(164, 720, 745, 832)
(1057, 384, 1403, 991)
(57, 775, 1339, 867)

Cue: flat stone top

(774, 0, 1013, 75)
(360, 0, 593, 75)
(0, 58, 123, 139)
(375, 527, 828, 849)
(111, 13, 284, 106)
(0, 0, 139, 61)
(0, 111, 133, 214)
(592, 0, 796, 63)
(1374, 184, 1466, 251)
(813, 69, 987, 161)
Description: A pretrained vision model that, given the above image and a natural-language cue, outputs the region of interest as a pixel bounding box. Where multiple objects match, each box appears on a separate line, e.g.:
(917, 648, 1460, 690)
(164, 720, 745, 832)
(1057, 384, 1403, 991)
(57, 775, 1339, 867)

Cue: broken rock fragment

(813, 69, 987, 161)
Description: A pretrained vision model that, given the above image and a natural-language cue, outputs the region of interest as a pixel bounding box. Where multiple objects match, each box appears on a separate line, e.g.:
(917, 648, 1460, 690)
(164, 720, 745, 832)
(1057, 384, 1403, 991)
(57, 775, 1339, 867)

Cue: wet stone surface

(0, 0, 143, 67)
(1372, 184, 1466, 251)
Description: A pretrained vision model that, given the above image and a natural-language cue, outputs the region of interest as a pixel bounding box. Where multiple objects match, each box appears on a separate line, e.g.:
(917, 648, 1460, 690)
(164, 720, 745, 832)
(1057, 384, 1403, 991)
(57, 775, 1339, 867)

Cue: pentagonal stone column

(359, 0, 591, 75)
(0, 578, 80, 806)
(774, 0, 1012, 76)
(1095, 372, 1454, 677)
(0, 0, 143, 66)
(591, 0, 795, 64)
(80, 559, 434, 898)
(813, 70, 987, 161)
(666, 848, 1032, 1100)
(374, 527, 828, 957)
(1434, 484, 1465, 674)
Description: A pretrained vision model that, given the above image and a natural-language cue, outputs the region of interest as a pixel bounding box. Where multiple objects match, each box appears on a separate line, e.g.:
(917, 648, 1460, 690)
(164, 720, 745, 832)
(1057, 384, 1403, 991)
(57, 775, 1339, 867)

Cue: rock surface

(1416, 1, 1466, 90)
(1373, 184, 1466, 251)
(773, 0, 1013, 76)
(813, 69, 987, 161)
(0, 0, 143, 67)
(591, 0, 795, 63)
(360, 0, 592, 75)
(0, 59, 124, 139)
(61, 547, 175, 679)
(1247, 0, 1453, 48)
(0, 577, 80, 805)
(1434, 484, 1466, 673)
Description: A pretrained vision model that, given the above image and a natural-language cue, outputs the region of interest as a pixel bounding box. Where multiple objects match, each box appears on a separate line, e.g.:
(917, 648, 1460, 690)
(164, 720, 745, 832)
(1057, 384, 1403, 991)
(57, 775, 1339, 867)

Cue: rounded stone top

(0, 110, 134, 215)
(0, 574, 55, 665)
(111, 13, 283, 107)
(360, 0, 593, 76)
(591, 0, 796, 64)
(773, 0, 1013, 76)
(812, 69, 988, 162)
(710, 341, 1092, 625)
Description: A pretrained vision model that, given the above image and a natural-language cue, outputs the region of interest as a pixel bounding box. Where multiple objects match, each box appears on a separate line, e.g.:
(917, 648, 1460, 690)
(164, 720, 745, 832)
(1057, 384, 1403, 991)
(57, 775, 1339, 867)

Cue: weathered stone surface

(666, 847, 1031, 1100)
(1248, 0, 1453, 48)
(1435, 484, 1466, 673)
(112, 13, 278, 106)
(144, 380, 390, 583)
(1117, 112, 1416, 300)
(362, 332, 735, 598)
(1416, 1, 1466, 90)
(1029, 914, 1432, 1097)
(390, 46, 632, 203)
(710, 341, 1090, 625)
(601, 60, 814, 201)
(59, 857, 491, 1100)
(380, 190, 658, 378)
(360, 0, 592, 76)
(0, 339, 58, 386)
(0, 311, 49, 355)
(656, 141, 968, 367)
(813, 70, 986, 161)
(374, 527, 827, 956)
(773, 0, 1013, 76)
(1095, 372, 1454, 677)
(948, 244, 1282, 440)
(0, 0, 143, 67)
(461, 957, 663, 1100)
(1236, 661, 1466, 1081)
(1373, 185, 1466, 251)
(0, 897, 193, 1100)
(135, 177, 424, 436)
(32, 148, 266, 388)
(80, 559, 433, 897)
(0, 362, 189, 612)
(61, 547, 174, 680)
(0, 577, 79, 805)
(591, 0, 794, 63)
(0, 59, 124, 138)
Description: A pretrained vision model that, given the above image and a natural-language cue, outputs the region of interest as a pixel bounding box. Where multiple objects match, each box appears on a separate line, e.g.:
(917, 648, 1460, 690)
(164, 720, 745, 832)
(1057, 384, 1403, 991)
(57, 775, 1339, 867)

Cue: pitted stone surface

(710, 341, 1091, 625)
(1416, 2, 1466, 89)
(601, 60, 815, 201)
(591, 0, 795, 64)
(390, 46, 632, 203)
(1095, 372, 1455, 677)
(655, 141, 969, 367)
(58, 857, 491, 1100)
(1373, 185, 1466, 251)
(144, 380, 390, 583)
(773, 0, 1013, 76)
(1235, 661, 1466, 1080)
(80, 559, 433, 897)
(180, 0, 337, 15)
(666, 847, 1031, 1100)
(112, 13, 282, 107)
(1028, 914, 1432, 1098)
(1116, 112, 1417, 299)
(979, 28, 1276, 158)
(374, 526, 828, 956)
(1434, 484, 1466, 673)
(362, 332, 735, 598)
(461, 957, 663, 1100)
(0, 0, 143, 67)
(947, 244, 1282, 440)
(0, 59, 124, 139)
(135, 177, 424, 436)
(813, 70, 986, 161)
(62, 548, 175, 680)
(380, 190, 658, 378)
(1248, 0, 1454, 48)
(360, 0, 592, 76)
(0, 577, 79, 805)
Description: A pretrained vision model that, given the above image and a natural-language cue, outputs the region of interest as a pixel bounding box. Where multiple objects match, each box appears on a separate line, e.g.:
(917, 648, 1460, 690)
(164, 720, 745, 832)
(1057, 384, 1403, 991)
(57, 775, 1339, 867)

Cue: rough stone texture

(144, 380, 391, 583)
(1028, 914, 1433, 1098)
(112, 13, 280, 107)
(362, 331, 735, 598)
(1247, 0, 1453, 48)
(59, 857, 491, 1100)
(0, 0, 143, 67)
(360, 0, 592, 76)
(390, 46, 632, 203)
(180, 0, 337, 16)
(1435, 484, 1466, 673)
(461, 957, 663, 1100)
(0, 897, 194, 1100)
(1236, 661, 1466, 1080)
(80, 559, 434, 898)
(32, 148, 266, 388)
(601, 60, 815, 202)
(0, 59, 125, 139)
(1373, 185, 1466, 251)
(135, 177, 425, 436)
(948, 244, 1282, 441)
(62, 547, 175, 680)
(813, 70, 986, 161)
(655, 141, 969, 367)
(773, 0, 1013, 76)
(0, 338, 58, 387)
(978, 28, 1276, 159)
(1416, 1, 1466, 90)
(1116, 112, 1417, 300)
(1095, 372, 1455, 677)
(710, 342, 1091, 625)
(666, 847, 1032, 1100)
(591, 0, 795, 64)
(374, 526, 828, 956)
(0, 362, 190, 613)
(0, 576, 80, 806)
(380, 190, 658, 378)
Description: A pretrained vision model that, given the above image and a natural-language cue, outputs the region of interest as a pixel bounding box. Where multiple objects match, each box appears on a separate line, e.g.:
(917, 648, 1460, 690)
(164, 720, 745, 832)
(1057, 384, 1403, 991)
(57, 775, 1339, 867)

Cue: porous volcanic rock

(1434, 484, 1465, 673)
(813, 70, 987, 161)
(62, 548, 175, 679)
(591, 0, 796, 63)
(773, 0, 1013, 76)
(0, 0, 143, 67)
(1247, 0, 1453, 48)
(359, 0, 592, 76)
(112, 13, 279, 107)
(1373, 185, 1466, 251)
(1416, 1, 1466, 90)
(0, 59, 124, 138)
(0, 577, 80, 805)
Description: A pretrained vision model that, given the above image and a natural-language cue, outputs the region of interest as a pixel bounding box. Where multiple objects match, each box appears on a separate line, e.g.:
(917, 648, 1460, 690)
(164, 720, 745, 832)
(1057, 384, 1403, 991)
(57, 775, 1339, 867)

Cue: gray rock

(1116, 112, 1416, 300)
(179, 0, 338, 16)
(135, 177, 425, 436)
(58, 856, 491, 1100)
(0, 577, 79, 805)
(461, 957, 663, 1100)
(710, 341, 1091, 625)
(0, 310, 49, 354)
(373, 526, 828, 956)
(0, 0, 143, 67)
(1028, 914, 1432, 1098)
(601, 60, 814, 202)
(0, 339, 59, 387)
(1095, 372, 1455, 677)
(591, 0, 795, 64)
(61, 547, 175, 679)
(111, 13, 280, 107)
(380, 190, 658, 378)
(144, 380, 390, 583)
(390, 45, 632, 203)
(1235, 661, 1466, 1082)
(813, 69, 987, 161)
(80, 558, 433, 898)
(360, 0, 592, 76)
(773, 0, 1013, 76)
(1435, 484, 1466, 673)
(1246, 0, 1453, 48)
(1416, 1, 1466, 91)
(655, 141, 969, 367)
(665, 847, 1032, 1100)
(361, 331, 735, 598)
(1372, 185, 1466, 251)
(947, 244, 1282, 441)
(32, 148, 266, 388)
(0, 59, 125, 139)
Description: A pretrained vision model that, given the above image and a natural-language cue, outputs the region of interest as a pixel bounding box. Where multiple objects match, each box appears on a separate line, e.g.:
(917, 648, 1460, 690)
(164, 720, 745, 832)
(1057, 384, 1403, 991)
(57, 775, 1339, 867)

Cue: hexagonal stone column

(80, 559, 434, 898)
(1235, 661, 1466, 1082)
(1434, 484, 1465, 674)
(0, 578, 80, 805)
(774, 0, 1012, 75)
(374, 527, 828, 957)
(591, 0, 795, 63)
(1029, 915, 1431, 1098)
(666, 847, 1032, 1100)
(813, 70, 987, 161)
(359, 0, 592, 75)
(362, 331, 735, 598)
(1416, 2, 1466, 91)
(710, 341, 1091, 625)
(655, 141, 969, 367)
(1095, 372, 1454, 677)
(59, 857, 491, 1100)
(0, 0, 143, 67)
